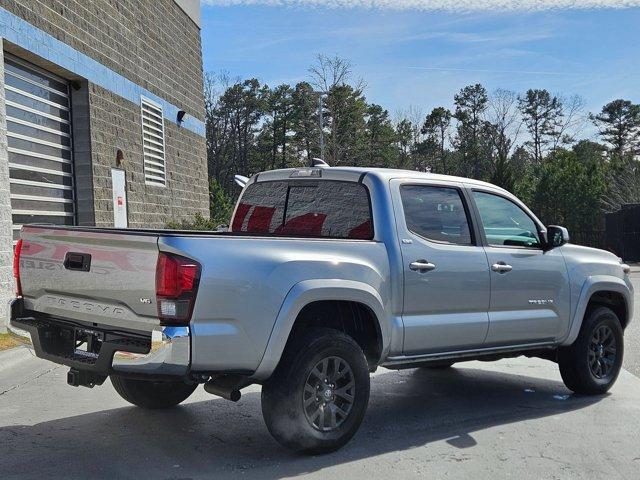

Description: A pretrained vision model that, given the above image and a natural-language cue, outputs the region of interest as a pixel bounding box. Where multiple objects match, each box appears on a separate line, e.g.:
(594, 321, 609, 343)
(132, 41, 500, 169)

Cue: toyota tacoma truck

(8, 166, 634, 454)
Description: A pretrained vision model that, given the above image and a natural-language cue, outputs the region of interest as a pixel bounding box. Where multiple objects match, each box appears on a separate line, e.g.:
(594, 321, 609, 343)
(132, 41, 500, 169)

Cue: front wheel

(261, 328, 370, 454)
(558, 306, 624, 395)
(111, 376, 197, 409)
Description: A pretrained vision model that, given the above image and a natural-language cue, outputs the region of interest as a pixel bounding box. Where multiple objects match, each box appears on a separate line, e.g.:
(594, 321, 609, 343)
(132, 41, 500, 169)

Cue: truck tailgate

(19, 226, 160, 332)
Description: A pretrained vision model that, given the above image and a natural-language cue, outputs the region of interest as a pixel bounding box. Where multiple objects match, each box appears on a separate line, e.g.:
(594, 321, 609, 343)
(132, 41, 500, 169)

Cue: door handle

(410, 260, 436, 272)
(491, 262, 513, 274)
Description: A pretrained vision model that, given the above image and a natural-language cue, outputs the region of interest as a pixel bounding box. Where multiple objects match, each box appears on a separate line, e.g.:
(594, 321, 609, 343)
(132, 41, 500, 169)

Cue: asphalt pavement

(1, 274, 639, 480)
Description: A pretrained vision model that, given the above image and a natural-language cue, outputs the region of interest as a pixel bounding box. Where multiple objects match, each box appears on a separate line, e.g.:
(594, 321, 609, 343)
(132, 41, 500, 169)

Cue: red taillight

(13, 239, 23, 297)
(155, 252, 200, 325)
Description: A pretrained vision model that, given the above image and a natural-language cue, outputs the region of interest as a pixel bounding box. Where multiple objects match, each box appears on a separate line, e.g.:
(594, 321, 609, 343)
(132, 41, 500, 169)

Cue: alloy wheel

(588, 324, 617, 380)
(302, 356, 355, 432)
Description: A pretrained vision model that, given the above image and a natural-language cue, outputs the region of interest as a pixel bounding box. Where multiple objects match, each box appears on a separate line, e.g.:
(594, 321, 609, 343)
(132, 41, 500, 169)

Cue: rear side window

(400, 185, 473, 246)
(232, 180, 373, 239)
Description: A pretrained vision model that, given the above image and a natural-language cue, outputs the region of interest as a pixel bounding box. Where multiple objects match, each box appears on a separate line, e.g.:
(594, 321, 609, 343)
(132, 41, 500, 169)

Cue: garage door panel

(9, 167, 73, 186)
(7, 120, 71, 147)
(8, 136, 72, 159)
(11, 198, 74, 213)
(4, 58, 68, 94)
(3, 54, 75, 237)
(4, 74, 69, 108)
(5, 104, 71, 133)
(12, 214, 75, 225)
(8, 151, 72, 174)
(5, 89, 70, 120)
(9, 182, 72, 199)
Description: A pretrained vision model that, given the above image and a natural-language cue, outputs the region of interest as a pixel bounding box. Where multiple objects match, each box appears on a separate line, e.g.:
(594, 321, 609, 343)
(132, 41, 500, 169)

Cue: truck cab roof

(252, 166, 510, 195)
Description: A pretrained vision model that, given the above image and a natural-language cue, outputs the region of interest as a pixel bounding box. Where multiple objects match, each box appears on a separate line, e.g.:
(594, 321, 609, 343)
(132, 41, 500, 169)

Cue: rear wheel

(261, 328, 370, 454)
(110, 376, 197, 409)
(558, 306, 624, 395)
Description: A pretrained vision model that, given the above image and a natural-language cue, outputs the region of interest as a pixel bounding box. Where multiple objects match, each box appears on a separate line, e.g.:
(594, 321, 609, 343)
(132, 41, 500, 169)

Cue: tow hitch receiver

(67, 369, 106, 388)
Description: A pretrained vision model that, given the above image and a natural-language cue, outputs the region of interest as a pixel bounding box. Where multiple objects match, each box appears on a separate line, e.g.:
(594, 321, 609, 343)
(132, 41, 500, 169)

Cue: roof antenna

(234, 175, 249, 188)
(311, 158, 329, 168)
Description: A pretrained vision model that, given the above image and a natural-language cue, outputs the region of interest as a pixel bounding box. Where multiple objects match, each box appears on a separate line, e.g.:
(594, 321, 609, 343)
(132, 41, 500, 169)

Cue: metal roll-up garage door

(3, 54, 74, 242)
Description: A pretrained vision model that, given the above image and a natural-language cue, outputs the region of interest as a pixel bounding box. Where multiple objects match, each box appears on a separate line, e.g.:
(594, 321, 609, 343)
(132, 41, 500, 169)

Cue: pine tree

(592, 99, 640, 156)
(421, 107, 452, 174)
(518, 89, 563, 163)
(453, 84, 492, 179)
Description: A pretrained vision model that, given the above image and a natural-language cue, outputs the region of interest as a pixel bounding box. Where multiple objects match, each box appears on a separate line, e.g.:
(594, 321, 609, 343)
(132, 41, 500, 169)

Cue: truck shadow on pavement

(1, 364, 604, 479)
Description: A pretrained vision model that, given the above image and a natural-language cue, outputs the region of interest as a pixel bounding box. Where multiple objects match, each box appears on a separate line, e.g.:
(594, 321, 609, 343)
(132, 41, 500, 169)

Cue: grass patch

(0, 333, 20, 351)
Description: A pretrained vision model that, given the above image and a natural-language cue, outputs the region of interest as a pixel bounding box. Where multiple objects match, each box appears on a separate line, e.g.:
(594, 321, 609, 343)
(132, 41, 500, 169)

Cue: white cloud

(406, 66, 575, 75)
(202, 0, 640, 11)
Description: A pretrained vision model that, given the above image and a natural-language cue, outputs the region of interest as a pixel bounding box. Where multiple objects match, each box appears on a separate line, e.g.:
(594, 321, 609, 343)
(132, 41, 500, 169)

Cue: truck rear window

(232, 180, 373, 239)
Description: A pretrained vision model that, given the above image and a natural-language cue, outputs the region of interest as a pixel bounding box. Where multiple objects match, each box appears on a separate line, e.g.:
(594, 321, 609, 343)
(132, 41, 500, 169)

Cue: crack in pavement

(0, 365, 61, 396)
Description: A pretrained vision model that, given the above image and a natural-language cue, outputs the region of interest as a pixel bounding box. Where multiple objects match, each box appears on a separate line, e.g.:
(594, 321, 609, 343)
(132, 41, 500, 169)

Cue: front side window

(231, 180, 373, 239)
(400, 185, 473, 246)
(472, 191, 541, 248)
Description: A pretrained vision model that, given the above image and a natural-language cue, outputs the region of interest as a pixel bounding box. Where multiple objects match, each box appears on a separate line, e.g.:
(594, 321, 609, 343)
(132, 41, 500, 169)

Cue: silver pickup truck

(8, 166, 634, 454)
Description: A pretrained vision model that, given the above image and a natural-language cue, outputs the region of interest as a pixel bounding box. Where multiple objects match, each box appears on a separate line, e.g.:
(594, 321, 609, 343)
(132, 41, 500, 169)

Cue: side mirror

(545, 225, 570, 250)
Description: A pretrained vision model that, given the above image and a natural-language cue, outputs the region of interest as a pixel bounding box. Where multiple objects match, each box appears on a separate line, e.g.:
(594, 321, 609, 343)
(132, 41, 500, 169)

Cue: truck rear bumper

(111, 327, 190, 376)
(7, 299, 190, 378)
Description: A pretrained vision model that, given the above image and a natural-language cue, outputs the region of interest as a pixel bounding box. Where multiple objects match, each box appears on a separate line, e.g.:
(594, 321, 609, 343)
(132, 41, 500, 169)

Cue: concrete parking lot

(1, 273, 639, 480)
(622, 271, 640, 377)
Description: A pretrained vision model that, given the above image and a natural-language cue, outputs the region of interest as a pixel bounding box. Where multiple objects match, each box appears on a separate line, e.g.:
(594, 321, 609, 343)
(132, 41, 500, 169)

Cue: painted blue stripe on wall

(0, 7, 205, 137)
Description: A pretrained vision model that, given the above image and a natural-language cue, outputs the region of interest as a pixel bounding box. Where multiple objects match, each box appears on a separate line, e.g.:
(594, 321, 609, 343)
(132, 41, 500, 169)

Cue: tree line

(196, 55, 640, 247)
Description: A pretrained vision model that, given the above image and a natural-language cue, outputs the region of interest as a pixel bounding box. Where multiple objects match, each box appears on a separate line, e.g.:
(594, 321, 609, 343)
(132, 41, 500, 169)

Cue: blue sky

(200, 3, 639, 131)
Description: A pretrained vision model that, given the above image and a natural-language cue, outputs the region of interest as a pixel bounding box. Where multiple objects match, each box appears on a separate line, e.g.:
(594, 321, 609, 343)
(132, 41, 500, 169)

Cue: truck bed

(17, 223, 389, 373)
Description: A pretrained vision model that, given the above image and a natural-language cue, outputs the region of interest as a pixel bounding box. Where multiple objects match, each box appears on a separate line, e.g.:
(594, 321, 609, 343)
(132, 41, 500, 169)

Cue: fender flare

(561, 275, 632, 346)
(251, 279, 389, 381)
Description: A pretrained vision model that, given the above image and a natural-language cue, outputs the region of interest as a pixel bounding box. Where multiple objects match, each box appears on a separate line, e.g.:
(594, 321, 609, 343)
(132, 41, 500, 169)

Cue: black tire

(261, 328, 370, 454)
(558, 306, 624, 395)
(110, 376, 197, 409)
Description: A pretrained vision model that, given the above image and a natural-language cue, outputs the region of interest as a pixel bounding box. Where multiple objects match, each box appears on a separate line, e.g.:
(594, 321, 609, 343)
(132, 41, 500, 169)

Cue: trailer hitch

(67, 369, 107, 388)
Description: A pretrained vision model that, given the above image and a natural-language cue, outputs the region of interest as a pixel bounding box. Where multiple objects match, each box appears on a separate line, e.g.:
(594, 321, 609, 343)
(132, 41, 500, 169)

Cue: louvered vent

(141, 97, 166, 186)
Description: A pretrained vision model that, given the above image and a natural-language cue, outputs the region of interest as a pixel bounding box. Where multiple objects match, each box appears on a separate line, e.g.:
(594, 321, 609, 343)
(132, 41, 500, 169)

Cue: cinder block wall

(1, 0, 209, 228)
(85, 84, 209, 227)
(0, 41, 14, 327)
(3, 0, 205, 116)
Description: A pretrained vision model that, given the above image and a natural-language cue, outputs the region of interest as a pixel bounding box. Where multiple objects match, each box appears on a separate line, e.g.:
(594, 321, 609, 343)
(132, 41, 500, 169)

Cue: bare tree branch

(552, 94, 586, 149)
(308, 54, 352, 92)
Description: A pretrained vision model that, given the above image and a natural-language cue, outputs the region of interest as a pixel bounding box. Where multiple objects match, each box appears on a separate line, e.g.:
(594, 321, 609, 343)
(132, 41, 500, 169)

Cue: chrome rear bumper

(112, 326, 190, 375)
(7, 299, 190, 377)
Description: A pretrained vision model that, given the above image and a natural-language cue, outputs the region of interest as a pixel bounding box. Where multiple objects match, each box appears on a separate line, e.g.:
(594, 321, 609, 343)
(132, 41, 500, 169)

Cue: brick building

(0, 1, 209, 330)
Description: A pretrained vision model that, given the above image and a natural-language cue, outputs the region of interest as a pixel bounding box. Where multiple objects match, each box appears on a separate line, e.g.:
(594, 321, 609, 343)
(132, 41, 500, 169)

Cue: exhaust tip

(204, 382, 241, 402)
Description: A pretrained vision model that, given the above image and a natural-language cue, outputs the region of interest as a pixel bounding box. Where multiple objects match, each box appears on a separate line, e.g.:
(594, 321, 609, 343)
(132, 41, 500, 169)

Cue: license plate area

(73, 328, 104, 359)
(12, 315, 153, 373)
(38, 323, 103, 362)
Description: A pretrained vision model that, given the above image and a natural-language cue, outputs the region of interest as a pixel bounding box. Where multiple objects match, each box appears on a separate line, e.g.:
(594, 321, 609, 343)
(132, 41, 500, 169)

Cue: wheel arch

(586, 291, 629, 329)
(562, 275, 633, 346)
(251, 279, 390, 381)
